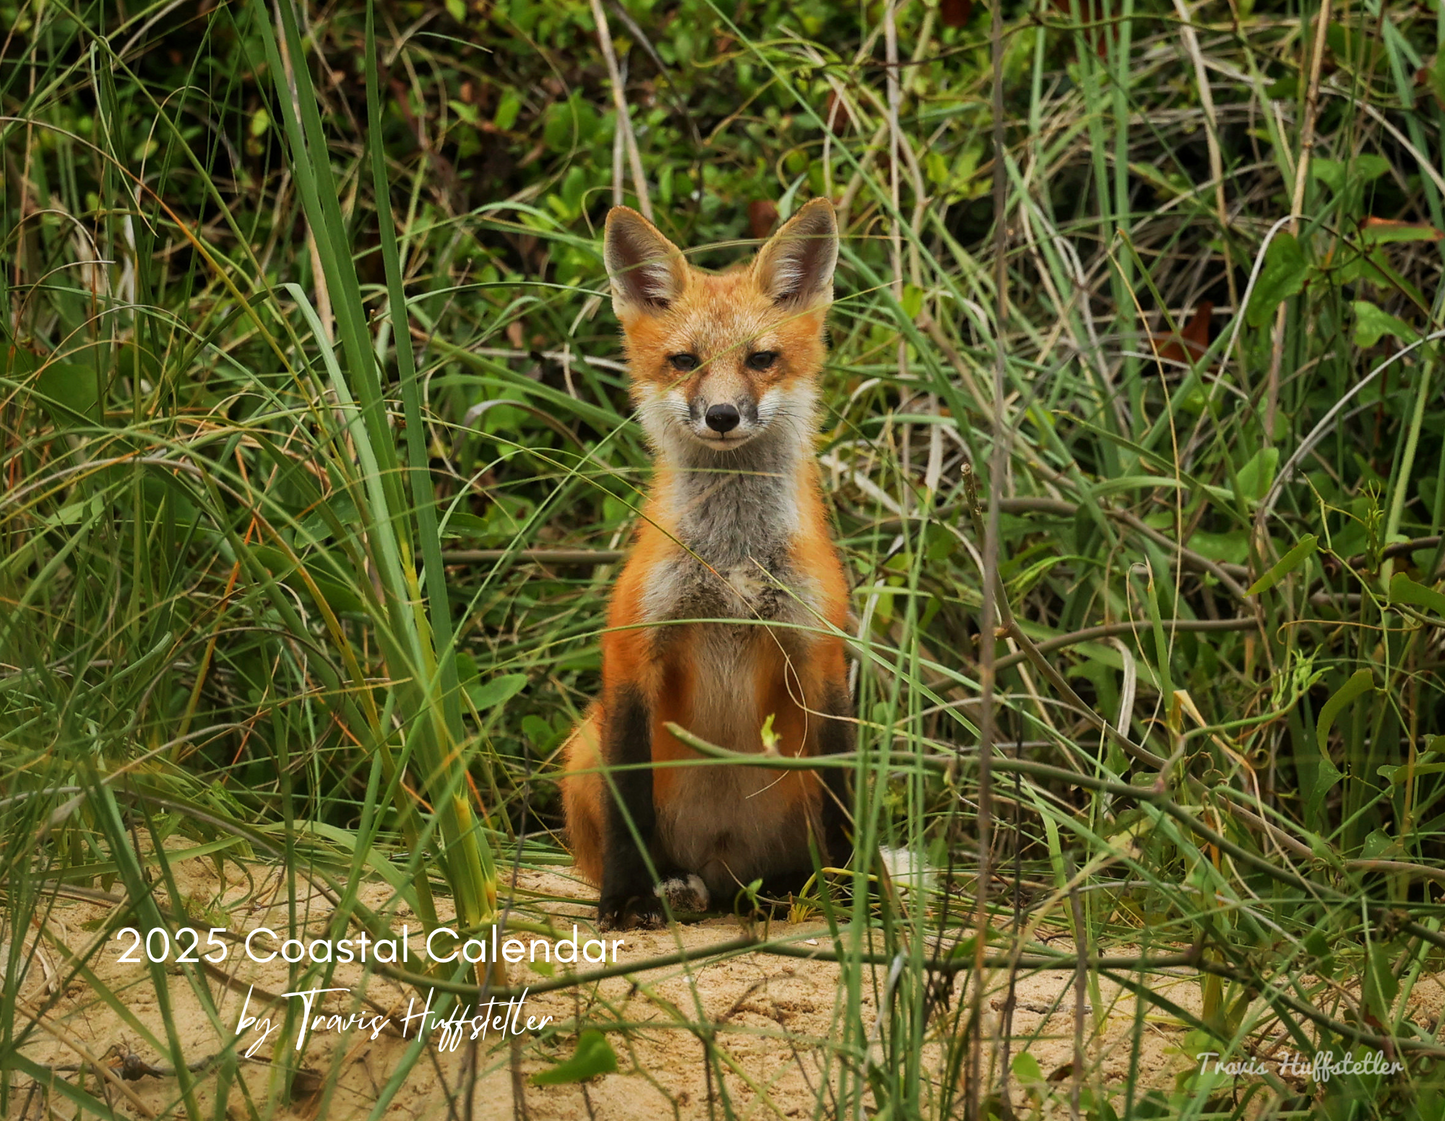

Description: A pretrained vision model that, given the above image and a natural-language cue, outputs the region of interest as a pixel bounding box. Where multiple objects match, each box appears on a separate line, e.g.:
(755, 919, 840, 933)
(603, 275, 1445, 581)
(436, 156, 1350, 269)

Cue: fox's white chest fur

(642, 441, 825, 896)
(641, 423, 819, 624)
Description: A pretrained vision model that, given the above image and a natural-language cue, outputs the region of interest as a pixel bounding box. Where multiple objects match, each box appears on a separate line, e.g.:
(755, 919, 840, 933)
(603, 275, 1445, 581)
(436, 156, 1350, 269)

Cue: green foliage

(529, 1028, 619, 1085)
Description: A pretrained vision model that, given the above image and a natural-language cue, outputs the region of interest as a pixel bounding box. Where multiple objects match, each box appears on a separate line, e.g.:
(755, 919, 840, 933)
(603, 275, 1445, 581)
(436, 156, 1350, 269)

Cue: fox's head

(603, 200, 838, 461)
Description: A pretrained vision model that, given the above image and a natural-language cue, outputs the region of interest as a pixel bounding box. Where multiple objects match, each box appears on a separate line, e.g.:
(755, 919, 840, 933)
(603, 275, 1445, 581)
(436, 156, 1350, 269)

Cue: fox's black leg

(598, 686, 664, 930)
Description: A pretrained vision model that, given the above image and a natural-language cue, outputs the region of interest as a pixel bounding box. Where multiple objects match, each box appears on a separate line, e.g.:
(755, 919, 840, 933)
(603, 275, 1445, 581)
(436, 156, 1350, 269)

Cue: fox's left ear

(753, 198, 838, 307)
(604, 206, 688, 317)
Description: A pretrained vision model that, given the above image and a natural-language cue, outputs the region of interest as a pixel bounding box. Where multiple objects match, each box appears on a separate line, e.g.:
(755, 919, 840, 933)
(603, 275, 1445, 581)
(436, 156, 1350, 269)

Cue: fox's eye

(746, 351, 778, 371)
(669, 353, 699, 371)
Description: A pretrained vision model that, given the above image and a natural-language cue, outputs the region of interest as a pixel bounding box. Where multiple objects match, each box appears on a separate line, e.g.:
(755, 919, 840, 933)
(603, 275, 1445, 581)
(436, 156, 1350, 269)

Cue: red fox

(561, 199, 855, 931)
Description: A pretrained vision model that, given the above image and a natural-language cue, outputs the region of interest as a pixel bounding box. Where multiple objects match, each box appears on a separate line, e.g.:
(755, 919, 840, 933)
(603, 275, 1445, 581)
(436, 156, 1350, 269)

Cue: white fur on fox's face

(602, 198, 838, 459)
(635, 379, 816, 454)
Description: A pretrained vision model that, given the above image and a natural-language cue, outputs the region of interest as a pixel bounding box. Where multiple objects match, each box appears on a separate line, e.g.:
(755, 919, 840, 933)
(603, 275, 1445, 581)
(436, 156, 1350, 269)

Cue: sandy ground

(7, 850, 1442, 1119)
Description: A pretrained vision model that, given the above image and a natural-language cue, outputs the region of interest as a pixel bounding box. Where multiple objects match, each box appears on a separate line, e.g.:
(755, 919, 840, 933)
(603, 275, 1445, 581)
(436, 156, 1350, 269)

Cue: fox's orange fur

(561, 200, 854, 930)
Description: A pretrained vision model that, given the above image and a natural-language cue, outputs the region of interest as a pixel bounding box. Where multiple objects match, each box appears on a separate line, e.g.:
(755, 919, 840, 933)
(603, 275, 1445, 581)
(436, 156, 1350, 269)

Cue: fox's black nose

(705, 404, 740, 434)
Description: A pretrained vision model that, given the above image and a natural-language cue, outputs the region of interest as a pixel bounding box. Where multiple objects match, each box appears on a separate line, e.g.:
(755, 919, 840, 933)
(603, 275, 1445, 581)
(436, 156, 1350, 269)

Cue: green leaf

(466, 673, 528, 711)
(1338, 248, 1429, 308)
(1316, 669, 1375, 751)
(759, 711, 780, 751)
(1389, 572, 1445, 617)
(1247, 234, 1311, 328)
(1187, 529, 1251, 566)
(1353, 301, 1419, 348)
(1247, 534, 1316, 596)
(542, 92, 598, 151)
(1303, 929, 1334, 975)
(1378, 752, 1445, 785)
(245, 545, 365, 616)
(35, 359, 102, 425)
(1361, 829, 1396, 859)
(1012, 1052, 1045, 1083)
(1375, 739, 1445, 785)
(1357, 221, 1443, 246)
(48, 493, 107, 529)
(438, 511, 492, 539)
(494, 88, 521, 131)
(1234, 447, 1279, 504)
(1310, 158, 1347, 197)
(1324, 23, 1354, 67)
(1362, 942, 1399, 1022)
(1310, 155, 1390, 197)
(444, 0, 465, 21)
(308, 574, 366, 616)
(1356, 156, 1396, 183)
(115, 340, 162, 383)
(530, 1029, 618, 1085)
(0, 344, 38, 381)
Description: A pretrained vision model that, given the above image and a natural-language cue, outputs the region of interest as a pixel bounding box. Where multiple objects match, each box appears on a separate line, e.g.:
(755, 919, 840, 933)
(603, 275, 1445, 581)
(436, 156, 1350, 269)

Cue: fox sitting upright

(561, 199, 855, 931)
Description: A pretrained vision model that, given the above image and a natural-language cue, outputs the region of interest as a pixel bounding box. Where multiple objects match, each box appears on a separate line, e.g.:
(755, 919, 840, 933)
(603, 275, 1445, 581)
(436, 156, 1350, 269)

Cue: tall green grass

(3, 0, 1444, 1117)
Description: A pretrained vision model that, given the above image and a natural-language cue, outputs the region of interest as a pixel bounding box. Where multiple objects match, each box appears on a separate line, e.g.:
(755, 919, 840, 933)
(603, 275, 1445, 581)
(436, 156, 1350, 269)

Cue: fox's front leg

(598, 685, 664, 931)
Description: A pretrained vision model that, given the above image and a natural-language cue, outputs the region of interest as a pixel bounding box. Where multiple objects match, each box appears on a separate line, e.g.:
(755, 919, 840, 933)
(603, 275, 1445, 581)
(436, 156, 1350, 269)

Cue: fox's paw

(598, 891, 665, 932)
(655, 874, 710, 915)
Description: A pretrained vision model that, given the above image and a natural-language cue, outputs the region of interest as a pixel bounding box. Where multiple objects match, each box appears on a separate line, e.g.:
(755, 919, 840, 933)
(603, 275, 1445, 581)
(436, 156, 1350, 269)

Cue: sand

(8, 850, 1440, 1119)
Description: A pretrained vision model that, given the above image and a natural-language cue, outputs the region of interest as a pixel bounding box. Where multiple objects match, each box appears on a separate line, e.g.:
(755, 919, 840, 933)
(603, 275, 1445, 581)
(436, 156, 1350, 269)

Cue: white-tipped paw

(878, 846, 934, 892)
(654, 874, 710, 914)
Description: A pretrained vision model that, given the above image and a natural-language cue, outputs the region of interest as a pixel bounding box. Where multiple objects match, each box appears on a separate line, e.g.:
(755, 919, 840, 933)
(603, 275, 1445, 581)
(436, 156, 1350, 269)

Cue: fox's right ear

(604, 207, 687, 316)
(753, 198, 838, 308)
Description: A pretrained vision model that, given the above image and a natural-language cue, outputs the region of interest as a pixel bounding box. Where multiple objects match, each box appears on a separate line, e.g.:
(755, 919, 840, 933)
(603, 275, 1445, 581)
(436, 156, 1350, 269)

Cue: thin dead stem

(589, 0, 651, 220)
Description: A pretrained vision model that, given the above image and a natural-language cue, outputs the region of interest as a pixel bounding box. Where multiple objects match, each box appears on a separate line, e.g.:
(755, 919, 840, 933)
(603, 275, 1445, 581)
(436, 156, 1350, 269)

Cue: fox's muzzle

(688, 393, 760, 443)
